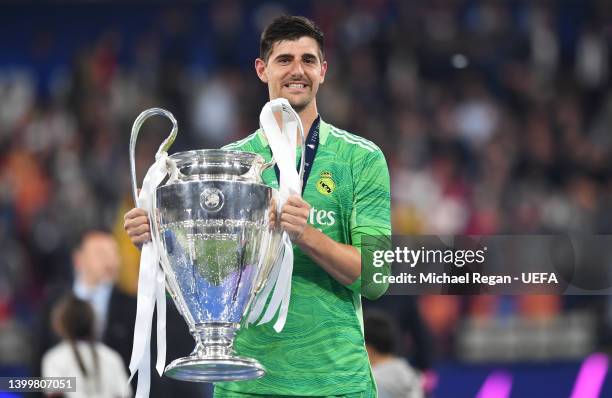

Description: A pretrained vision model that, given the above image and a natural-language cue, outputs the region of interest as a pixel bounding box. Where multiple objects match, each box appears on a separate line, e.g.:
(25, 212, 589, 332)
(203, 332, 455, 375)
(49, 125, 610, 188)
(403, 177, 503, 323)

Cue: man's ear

(320, 60, 328, 84)
(255, 58, 268, 83)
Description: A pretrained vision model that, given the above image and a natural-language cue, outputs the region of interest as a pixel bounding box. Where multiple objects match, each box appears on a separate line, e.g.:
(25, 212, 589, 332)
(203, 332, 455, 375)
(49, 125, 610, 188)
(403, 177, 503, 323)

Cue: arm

(281, 196, 360, 285)
(280, 149, 391, 298)
(349, 149, 392, 300)
(281, 197, 360, 285)
(298, 225, 361, 286)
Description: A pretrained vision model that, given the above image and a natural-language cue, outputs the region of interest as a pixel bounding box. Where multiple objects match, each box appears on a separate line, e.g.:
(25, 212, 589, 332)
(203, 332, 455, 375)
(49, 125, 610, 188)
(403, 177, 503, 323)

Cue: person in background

(42, 294, 131, 398)
(35, 229, 137, 375)
(364, 310, 424, 398)
(34, 228, 207, 398)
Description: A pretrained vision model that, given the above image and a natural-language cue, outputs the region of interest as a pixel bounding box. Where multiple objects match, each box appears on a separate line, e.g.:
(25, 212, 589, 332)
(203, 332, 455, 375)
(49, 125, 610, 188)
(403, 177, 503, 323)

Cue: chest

(260, 148, 354, 233)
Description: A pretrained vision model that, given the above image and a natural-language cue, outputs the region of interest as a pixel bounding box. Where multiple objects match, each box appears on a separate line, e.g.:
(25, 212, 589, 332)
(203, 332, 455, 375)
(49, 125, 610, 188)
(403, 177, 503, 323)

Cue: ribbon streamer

(247, 98, 303, 332)
(128, 152, 175, 398)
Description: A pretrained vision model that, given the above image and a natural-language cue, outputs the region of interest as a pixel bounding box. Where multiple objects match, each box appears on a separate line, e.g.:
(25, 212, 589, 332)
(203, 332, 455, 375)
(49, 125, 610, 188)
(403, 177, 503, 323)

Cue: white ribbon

(129, 152, 174, 398)
(246, 98, 303, 332)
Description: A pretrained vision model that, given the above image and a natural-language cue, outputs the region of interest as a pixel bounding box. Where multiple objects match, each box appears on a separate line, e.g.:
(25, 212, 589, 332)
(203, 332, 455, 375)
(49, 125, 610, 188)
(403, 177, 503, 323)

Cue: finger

(281, 204, 310, 218)
(127, 223, 150, 237)
(280, 221, 299, 233)
(131, 232, 151, 244)
(124, 208, 148, 220)
(269, 202, 278, 214)
(268, 210, 277, 229)
(125, 207, 147, 218)
(280, 222, 303, 238)
(280, 213, 306, 226)
(286, 195, 309, 208)
(124, 216, 150, 230)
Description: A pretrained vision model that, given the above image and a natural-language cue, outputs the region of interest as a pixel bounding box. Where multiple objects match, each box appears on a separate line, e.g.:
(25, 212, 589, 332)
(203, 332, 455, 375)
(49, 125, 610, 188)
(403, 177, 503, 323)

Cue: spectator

(34, 229, 137, 374)
(34, 228, 205, 398)
(42, 294, 131, 398)
(365, 310, 424, 398)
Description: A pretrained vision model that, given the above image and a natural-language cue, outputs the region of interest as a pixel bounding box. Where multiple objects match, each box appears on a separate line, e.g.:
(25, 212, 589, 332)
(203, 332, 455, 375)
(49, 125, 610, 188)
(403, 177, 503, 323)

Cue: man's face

(255, 36, 327, 113)
(73, 233, 121, 286)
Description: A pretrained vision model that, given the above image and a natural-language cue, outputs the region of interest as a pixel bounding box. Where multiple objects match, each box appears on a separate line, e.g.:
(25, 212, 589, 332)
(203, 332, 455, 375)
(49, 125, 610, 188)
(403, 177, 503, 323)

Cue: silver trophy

(129, 108, 303, 382)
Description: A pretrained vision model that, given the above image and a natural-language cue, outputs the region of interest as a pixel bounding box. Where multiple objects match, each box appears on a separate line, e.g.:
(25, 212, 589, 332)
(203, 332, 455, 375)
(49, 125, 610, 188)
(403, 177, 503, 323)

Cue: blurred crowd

(2, 0, 612, 381)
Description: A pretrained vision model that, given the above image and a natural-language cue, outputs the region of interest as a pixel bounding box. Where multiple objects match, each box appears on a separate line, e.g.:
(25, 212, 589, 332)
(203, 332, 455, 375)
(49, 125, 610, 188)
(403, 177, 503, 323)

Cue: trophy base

(164, 322, 265, 382)
(164, 355, 265, 382)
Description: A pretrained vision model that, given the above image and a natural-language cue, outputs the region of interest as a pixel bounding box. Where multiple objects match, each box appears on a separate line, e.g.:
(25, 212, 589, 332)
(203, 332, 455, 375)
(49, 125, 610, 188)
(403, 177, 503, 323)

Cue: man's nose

(289, 60, 305, 76)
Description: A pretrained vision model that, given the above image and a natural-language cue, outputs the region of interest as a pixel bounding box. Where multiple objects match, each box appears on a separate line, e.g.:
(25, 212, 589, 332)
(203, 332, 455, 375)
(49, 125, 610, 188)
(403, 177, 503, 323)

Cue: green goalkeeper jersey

(216, 118, 391, 396)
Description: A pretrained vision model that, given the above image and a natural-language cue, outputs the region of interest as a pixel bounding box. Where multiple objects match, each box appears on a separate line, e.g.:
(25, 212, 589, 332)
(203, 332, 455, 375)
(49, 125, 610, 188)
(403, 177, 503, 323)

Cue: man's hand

(282, 194, 361, 286)
(280, 194, 310, 242)
(123, 208, 151, 246)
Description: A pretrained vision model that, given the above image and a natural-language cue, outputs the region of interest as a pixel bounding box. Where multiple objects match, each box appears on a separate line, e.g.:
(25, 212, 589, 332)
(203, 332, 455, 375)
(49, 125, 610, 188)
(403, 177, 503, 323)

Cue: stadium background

(1, 1, 612, 397)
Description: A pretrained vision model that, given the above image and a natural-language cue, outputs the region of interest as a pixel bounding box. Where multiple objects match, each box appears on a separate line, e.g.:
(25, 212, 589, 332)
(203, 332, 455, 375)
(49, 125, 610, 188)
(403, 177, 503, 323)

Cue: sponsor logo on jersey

(316, 171, 335, 196)
(308, 206, 336, 226)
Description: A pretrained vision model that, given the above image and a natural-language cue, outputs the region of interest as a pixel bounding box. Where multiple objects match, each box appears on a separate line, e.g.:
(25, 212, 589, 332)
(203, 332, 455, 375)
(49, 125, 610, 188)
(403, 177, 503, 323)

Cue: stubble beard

(287, 95, 311, 113)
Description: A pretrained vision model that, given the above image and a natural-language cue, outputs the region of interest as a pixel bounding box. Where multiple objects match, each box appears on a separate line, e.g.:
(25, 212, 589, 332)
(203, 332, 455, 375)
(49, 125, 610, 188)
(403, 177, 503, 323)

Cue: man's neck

(75, 275, 98, 290)
(298, 107, 318, 137)
(298, 101, 319, 142)
(74, 273, 111, 291)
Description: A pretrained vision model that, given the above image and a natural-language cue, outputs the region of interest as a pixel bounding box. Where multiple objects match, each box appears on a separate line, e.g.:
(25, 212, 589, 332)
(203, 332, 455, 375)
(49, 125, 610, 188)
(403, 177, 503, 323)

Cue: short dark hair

(364, 310, 400, 354)
(72, 227, 113, 252)
(260, 15, 324, 62)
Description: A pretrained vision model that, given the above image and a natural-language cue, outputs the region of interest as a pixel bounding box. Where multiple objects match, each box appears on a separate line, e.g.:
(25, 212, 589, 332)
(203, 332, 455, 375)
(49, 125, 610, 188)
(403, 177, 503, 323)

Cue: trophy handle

(129, 108, 178, 205)
(262, 158, 276, 173)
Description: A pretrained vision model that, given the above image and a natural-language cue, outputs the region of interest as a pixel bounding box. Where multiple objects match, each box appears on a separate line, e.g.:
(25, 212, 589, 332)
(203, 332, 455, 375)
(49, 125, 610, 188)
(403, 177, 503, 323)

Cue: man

(124, 15, 391, 397)
(34, 229, 206, 398)
(364, 311, 424, 398)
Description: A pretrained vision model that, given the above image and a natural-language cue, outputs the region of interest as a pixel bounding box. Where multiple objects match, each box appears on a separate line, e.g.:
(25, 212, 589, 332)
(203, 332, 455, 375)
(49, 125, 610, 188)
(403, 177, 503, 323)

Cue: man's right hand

(123, 208, 151, 246)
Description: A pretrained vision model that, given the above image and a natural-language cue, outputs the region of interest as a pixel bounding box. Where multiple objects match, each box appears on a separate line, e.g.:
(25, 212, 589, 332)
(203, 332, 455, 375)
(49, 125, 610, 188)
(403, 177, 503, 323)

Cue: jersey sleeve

(348, 149, 392, 300)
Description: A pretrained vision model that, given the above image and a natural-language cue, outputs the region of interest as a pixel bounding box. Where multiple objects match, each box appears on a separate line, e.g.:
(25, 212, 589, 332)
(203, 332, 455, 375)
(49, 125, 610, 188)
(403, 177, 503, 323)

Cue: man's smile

(283, 81, 310, 92)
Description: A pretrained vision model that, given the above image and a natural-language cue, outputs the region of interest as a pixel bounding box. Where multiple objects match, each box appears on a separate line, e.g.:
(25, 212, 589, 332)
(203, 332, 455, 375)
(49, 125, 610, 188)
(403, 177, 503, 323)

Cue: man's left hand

(280, 194, 311, 242)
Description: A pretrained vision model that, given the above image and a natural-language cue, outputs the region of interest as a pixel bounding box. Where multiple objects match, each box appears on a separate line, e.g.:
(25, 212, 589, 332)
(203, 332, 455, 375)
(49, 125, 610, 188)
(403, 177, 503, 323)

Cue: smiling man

(124, 15, 391, 398)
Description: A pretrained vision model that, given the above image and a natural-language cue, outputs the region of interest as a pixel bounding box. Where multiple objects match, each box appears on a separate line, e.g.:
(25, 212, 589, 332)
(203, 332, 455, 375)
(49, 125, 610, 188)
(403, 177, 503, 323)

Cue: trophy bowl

(152, 149, 283, 382)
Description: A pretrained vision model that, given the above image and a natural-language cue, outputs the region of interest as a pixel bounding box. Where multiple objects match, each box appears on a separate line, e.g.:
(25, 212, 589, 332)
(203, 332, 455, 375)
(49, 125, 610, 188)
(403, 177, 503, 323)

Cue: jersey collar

(256, 115, 330, 147)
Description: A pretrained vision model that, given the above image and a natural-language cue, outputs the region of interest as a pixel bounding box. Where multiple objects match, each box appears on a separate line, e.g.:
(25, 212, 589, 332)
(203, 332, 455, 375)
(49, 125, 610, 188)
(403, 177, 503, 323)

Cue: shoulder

(96, 342, 123, 362)
(222, 130, 260, 151)
(322, 121, 388, 176)
(43, 342, 69, 359)
(374, 358, 419, 379)
(323, 121, 382, 154)
(42, 342, 70, 369)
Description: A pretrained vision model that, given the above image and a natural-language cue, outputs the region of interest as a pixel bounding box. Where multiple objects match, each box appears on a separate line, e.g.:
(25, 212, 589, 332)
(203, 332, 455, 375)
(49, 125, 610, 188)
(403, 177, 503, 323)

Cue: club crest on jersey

(316, 171, 335, 196)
